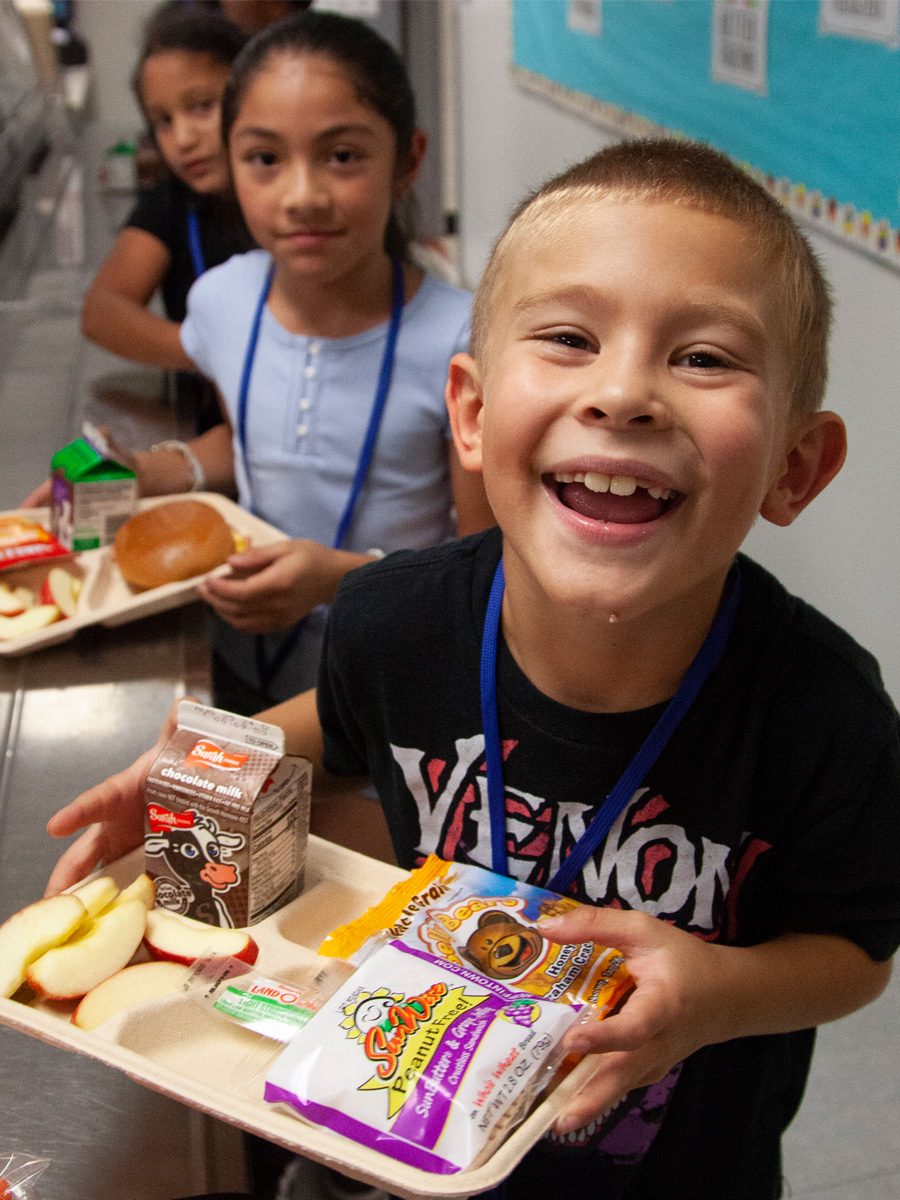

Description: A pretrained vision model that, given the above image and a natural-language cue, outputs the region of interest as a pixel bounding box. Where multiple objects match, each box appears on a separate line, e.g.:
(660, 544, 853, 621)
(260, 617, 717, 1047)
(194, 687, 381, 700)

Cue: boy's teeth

(583, 472, 610, 493)
(554, 472, 674, 499)
(610, 476, 637, 496)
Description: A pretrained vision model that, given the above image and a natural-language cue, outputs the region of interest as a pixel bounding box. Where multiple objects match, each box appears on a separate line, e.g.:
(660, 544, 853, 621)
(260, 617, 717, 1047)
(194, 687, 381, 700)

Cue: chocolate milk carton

(144, 701, 311, 928)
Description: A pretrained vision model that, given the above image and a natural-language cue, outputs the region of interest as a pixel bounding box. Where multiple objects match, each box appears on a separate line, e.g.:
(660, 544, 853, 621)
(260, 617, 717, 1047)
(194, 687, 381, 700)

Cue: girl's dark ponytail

(222, 10, 418, 260)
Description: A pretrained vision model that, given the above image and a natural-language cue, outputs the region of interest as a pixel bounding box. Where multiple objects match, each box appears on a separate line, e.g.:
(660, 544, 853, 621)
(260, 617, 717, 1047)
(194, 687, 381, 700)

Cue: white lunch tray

(0, 839, 596, 1199)
(0, 494, 289, 656)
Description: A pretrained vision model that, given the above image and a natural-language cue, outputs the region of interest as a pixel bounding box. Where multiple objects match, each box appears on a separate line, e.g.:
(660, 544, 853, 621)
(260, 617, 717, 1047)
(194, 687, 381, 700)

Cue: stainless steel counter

(0, 113, 247, 1198)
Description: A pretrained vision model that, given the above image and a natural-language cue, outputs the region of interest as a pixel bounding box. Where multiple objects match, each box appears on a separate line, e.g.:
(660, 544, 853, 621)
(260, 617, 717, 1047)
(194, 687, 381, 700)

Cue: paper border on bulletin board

(511, 0, 900, 271)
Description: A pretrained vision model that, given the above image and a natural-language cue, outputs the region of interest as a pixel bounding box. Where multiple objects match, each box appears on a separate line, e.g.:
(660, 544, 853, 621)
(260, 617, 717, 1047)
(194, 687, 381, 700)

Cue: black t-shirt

(125, 175, 254, 322)
(318, 527, 900, 1200)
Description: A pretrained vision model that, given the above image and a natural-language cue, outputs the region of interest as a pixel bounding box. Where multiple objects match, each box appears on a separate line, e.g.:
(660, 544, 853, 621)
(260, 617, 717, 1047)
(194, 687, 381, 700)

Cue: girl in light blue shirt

(111, 11, 493, 708)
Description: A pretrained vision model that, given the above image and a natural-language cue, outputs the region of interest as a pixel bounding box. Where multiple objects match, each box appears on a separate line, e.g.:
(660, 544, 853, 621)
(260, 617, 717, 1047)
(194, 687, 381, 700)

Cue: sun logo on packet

(339, 988, 406, 1043)
(340, 981, 490, 1119)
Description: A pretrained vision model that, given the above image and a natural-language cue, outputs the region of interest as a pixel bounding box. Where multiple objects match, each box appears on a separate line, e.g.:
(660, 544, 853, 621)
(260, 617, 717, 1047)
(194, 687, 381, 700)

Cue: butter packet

(184, 952, 352, 1042)
(265, 940, 584, 1174)
(319, 856, 632, 1014)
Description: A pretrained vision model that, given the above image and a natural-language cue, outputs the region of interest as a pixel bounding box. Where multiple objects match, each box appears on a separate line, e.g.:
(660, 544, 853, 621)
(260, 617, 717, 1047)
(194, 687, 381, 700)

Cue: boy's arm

(537, 907, 892, 1136)
(256, 689, 370, 800)
(44, 689, 367, 894)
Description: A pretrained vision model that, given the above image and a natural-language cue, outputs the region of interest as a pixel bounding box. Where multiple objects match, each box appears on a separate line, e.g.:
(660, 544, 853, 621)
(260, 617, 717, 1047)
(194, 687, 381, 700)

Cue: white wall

(75, 0, 159, 139)
(456, 0, 900, 702)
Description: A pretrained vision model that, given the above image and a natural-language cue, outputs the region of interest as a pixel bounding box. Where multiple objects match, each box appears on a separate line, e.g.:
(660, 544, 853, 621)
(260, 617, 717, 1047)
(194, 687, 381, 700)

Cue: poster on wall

(567, 0, 602, 37)
(511, 0, 900, 270)
(711, 0, 769, 94)
(819, 0, 899, 47)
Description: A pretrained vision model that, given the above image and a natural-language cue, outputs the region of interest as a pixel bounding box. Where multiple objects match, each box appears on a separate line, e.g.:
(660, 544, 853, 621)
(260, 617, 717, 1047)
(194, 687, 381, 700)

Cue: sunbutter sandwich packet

(319, 856, 633, 1014)
(264, 939, 588, 1175)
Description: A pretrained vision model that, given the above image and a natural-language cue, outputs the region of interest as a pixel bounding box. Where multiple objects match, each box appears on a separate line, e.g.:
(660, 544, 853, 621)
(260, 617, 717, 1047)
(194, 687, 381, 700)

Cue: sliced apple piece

(26, 898, 147, 1000)
(106, 873, 155, 913)
(0, 583, 26, 617)
(144, 907, 258, 966)
(0, 893, 87, 999)
(71, 876, 119, 919)
(0, 605, 60, 640)
(14, 585, 34, 610)
(40, 567, 81, 618)
(72, 960, 187, 1031)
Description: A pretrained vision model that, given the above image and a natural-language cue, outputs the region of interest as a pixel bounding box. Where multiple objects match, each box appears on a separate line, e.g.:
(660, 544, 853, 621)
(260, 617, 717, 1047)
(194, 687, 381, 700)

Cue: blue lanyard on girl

(236, 256, 405, 689)
(187, 209, 206, 279)
(479, 558, 742, 896)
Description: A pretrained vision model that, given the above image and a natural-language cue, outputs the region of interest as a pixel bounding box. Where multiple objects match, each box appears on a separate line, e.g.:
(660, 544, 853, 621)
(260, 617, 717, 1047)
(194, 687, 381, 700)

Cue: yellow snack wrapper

(319, 856, 632, 1014)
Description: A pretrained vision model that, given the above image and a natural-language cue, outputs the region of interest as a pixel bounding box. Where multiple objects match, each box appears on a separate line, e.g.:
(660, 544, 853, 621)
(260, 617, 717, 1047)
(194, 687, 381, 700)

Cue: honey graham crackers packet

(319, 856, 633, 1014)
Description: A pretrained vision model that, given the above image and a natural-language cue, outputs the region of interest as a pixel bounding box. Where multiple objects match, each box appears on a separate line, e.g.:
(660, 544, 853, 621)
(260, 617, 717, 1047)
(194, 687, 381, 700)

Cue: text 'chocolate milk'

(144, 701, 311, 928)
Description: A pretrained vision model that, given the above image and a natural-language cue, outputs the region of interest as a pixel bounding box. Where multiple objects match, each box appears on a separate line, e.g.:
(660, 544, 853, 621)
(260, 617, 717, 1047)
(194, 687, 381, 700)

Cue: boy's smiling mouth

(547, 472, 686, 524)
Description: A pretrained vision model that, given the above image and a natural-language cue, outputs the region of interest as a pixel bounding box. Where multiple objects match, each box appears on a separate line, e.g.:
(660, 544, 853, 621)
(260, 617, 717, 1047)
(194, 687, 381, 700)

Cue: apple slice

(0, 583, 26, 617)
(110, 873, 155, 911)
(26, 898, 147, 1000)
(0, 605, 60, 640)
(144, 907, 258, 966)
(0, 893, 87, 999)
(71, 876, 119, 919)
(40, 567, 81, 618)
(72, 960, 187, 1031)
(14, 585, 34, 610)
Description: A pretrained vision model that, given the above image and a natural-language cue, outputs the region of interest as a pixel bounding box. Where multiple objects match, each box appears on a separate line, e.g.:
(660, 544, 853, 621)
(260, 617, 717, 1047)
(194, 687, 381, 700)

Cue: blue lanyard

(479, 558, 742, 895)
(187, 209, 206, 278)
(236, 256, 405, 688)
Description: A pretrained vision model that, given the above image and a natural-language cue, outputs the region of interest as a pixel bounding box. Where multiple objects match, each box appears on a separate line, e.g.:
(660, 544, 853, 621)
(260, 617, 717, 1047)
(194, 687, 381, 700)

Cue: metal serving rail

(0, 117, 248, 1197)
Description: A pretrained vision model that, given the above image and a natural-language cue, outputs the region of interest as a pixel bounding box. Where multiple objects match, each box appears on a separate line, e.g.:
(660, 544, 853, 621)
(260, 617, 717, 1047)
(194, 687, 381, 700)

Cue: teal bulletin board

(511, 0, 900, 268)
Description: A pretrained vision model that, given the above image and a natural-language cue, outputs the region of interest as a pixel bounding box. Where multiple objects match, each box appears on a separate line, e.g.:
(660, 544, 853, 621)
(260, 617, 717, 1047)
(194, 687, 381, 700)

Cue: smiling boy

(46, 140, 900, 1199)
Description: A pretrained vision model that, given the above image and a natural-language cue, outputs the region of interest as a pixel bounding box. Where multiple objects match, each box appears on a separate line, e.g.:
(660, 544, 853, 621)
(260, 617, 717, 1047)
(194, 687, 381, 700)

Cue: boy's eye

(247, 150, 278, 168)
(540, 329, 594, 352)
(677, 350, 732, 370)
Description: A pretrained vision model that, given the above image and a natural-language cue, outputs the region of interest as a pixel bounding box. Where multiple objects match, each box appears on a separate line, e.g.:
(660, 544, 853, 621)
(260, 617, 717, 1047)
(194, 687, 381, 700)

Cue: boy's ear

(759, 410, 847, 527)
(394, 128, 427, 196)
(446, 353, 485, 473)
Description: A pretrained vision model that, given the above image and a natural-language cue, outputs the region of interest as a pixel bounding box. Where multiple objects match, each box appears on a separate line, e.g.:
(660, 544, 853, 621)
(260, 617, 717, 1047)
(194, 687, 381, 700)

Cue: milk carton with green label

(51, 437, 137, 550)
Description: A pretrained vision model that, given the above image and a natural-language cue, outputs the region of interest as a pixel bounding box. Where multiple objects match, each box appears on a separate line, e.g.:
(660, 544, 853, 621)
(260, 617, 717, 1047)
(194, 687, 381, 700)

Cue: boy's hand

(536, 907, 891, 1137)
(43, 701, 181, 895)
(197, 540, 375, 634)
(538, 907, 727, 1135)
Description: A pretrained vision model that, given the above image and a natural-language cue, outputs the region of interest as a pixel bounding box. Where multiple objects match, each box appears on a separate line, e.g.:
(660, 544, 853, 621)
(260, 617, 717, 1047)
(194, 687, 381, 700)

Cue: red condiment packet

(0, 518, 70, 572)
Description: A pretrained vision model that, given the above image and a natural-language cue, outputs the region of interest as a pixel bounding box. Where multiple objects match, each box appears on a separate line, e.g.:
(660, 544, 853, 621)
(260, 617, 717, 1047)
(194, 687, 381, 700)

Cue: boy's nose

(578, 353, 667, 428)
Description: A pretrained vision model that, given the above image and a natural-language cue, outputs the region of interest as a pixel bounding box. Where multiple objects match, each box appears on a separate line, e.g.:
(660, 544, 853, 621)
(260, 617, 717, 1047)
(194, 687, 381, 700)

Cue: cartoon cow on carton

(146, 807, 245, 928)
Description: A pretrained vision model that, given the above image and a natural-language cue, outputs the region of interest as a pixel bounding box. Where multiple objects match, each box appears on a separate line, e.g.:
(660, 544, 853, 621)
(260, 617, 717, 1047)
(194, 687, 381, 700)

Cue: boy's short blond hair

(471, 139, 831, 414)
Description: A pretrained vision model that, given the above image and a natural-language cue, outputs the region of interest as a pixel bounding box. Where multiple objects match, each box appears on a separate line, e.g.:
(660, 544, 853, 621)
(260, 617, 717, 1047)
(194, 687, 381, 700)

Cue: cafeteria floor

(0, 114, 897, 1200)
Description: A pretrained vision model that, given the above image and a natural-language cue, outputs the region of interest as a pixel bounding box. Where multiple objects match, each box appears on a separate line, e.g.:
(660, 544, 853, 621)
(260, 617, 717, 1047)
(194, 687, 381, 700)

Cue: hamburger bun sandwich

(114, 500, 236, 589)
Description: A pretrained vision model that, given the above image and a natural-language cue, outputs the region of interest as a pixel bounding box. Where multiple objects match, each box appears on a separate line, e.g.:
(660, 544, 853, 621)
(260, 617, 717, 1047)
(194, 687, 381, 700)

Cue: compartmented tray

(0, 839, 595, 1199)
(0, 494, 289, 656)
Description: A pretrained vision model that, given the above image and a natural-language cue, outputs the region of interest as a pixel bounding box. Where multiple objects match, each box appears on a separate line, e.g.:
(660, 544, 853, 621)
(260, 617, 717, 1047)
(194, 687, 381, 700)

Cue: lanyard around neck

(187, 209, 205, 279)
(479, 557, 742, 895)
(241, 256, 405, 688)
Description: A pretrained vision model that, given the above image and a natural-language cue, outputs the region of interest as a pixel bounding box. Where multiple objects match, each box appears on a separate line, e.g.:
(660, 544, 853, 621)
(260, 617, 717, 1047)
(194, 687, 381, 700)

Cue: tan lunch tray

(0, 494, 289, 656)
(0, 838, 596, 1199)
